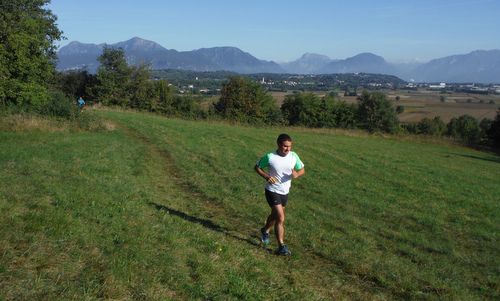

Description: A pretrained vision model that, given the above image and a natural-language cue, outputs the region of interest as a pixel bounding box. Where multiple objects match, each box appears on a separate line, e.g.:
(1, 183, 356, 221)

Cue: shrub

(39, 90, 79, 119)
(487, 110, 500, 147)
(281, 93, 323, 127)
(400, 123, 419, 134)
(75, 111, 108, 131)
(417, 116, 446, 136)
(280, 93, 357, 128)
(479, 118, 493, 144)
(357, 91, 399, 133)
(447, 115, 481, 145)
(329, 97, 357, 128)
(214, 76, 280, 124)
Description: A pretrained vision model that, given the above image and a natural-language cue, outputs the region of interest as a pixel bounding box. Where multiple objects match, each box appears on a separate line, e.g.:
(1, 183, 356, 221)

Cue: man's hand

(267, 176, 278, 184)
(292, 168, 305, 179)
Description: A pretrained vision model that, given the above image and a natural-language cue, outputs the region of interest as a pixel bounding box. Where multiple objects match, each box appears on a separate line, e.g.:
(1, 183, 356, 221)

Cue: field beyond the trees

(1, 110, 499, 300)
(270, 89, 500, 124)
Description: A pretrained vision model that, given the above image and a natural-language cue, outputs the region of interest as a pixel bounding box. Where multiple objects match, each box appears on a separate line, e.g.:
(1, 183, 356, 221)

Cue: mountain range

(56, 37, 500, 83)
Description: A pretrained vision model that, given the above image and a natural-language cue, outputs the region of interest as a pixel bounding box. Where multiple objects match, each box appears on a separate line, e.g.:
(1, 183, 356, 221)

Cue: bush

(417, 116, 446, 136)
(281, 93, 324, 127)
(479, 118, 493, 144)
(39, 90, 79, 119)
(400, 123, 419, 134)
(280, 93, 357, 128)
(329, 96, 357, 128)
(76, 111, 108, 131)
(55, 70, 98, 101)
(487, 110, 500, 147)
(357, 91, 399, 133)
(214, 76, 280, 124)
(447, 115, 481, 145)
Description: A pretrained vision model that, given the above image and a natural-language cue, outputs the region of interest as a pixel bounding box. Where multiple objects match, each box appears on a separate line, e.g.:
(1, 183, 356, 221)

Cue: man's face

(277, 140, 292, 156)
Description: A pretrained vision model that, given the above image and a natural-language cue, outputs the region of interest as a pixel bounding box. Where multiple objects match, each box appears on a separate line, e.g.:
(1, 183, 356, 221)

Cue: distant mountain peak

(348, 52, 385, 62)
(115, 37, 166, 52)
(56, 37, 500, 83)
(57, 37, 284, 74)
(300, 53, 331, 60)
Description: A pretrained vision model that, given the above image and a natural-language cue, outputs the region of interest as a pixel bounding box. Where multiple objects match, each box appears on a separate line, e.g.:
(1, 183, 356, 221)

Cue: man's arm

(292, 167, 305, 179)
(255, 165, 278, 184)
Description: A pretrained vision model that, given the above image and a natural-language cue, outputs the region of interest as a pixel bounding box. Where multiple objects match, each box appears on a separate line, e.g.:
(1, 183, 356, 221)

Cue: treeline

(402, 115, 500, 146)
(1, 1, 499, 148)
(212, 80, 500, 147)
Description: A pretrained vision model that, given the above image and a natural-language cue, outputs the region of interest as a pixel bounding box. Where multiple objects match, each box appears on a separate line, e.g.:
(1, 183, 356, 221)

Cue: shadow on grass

(149, 202, 266, 250)
(447, 152, 500, 164)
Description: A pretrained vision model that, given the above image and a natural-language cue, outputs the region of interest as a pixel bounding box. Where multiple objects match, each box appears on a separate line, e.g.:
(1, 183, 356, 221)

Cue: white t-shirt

(257, 151, 304, 195)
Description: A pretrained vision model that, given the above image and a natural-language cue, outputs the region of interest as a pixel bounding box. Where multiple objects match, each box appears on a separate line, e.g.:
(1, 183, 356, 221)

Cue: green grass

(1, 110, 499, 300)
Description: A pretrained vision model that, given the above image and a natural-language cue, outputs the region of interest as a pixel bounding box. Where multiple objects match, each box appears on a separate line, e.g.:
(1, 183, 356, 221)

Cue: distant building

(429, 83, 446, 89)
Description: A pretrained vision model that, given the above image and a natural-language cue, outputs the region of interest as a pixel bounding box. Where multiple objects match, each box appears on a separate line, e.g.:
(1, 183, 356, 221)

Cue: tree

(281, 93, 357, 128)
(0, 0, 63, 110)
(154, 80, 175, 114)
(55, 70, 98, 101)
(281, 93, 324, 127)
(479, 118, 493, 144)
(487, 110, 500, 147)
(417, 116, 446, 136)
(95, 47, 132, 106)
(357, 91, 398, 133)
(214, 76, 280, 124)
(129, 64, 155, 110)
(447, 115, 481, 145)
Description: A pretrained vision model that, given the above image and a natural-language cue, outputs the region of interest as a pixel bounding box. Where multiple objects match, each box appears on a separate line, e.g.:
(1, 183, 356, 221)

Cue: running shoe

(260, 228, 270, 245)
(277, 244, 291, 256)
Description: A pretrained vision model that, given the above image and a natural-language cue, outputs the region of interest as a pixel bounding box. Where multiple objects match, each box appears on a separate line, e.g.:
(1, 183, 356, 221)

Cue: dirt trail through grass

(117, 121, 263, 249)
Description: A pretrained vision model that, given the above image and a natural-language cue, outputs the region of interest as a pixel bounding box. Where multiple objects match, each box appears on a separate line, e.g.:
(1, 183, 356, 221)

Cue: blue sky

(48, 0, 500, 63)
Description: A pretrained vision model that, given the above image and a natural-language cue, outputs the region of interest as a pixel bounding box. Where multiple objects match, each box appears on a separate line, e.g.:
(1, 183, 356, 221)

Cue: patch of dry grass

(0, 113, 115, 132)
(0, 114, 70, 132)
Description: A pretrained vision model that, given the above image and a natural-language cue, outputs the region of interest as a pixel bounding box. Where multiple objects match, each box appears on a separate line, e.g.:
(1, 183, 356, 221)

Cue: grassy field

(1, 110, 499, 300)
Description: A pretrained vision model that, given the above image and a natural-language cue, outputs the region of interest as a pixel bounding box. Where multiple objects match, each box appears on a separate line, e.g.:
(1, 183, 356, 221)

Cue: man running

(255, 133, 305, 255)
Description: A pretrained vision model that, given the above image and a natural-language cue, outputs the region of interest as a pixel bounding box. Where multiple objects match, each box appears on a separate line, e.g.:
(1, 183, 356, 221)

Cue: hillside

(1, 111, 499, 300)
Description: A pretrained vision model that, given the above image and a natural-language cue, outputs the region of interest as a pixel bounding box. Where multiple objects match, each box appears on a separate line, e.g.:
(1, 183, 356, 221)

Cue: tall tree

(214, 76, 280, 124)
(357, 91, 398, 133)
(95, 47, 132, 106)
(0, 0, 63, 109)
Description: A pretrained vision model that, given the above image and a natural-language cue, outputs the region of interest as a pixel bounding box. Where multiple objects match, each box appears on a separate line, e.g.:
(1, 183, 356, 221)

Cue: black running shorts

(265, 189, 288, 207)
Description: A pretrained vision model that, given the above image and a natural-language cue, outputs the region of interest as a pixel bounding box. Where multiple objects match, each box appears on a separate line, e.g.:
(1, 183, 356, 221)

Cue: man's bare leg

(272, 205, 285, 245)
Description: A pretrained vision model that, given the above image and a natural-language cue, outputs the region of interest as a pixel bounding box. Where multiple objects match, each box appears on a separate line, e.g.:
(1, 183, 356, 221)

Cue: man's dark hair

(277, 133, 292, 145)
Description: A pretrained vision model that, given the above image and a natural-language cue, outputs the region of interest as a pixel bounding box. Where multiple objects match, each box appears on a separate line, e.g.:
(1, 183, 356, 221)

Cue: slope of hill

(1, 110, 498, 300)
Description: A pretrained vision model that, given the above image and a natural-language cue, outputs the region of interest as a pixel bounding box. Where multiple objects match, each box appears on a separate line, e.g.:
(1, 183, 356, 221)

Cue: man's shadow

(149, 202, 268, 251)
